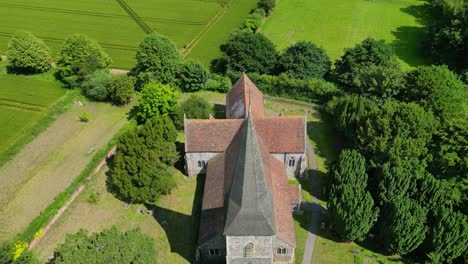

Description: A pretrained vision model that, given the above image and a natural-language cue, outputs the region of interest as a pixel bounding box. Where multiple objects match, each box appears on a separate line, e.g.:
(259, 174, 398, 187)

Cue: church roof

(226, 74, 264, 119)
(223, 115, 276, 236)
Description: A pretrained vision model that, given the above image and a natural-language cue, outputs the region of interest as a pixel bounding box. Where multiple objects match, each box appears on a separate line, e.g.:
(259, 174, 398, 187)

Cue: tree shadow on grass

(148, 174, 205, 263)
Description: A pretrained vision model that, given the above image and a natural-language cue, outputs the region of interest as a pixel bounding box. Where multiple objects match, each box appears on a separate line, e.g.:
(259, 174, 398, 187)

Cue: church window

(244, 243, 254, 257)
(276, 248, 287, 255)
(288, 157, 296, 167)
(198, 160, 206, 168)
(209, 249, 215, 256)
(209, 249, 222, 256)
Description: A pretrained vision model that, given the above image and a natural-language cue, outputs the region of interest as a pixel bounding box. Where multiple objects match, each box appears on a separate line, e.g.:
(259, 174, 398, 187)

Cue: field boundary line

(114, 0, 152, 34)
(181, 1, 231, 57)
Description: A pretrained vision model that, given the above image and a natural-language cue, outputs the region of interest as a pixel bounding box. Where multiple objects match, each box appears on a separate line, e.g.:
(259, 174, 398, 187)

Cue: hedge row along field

(262, 0, 430, 69)
(0, 69, 65, 152)
(0, 0, 254, 69)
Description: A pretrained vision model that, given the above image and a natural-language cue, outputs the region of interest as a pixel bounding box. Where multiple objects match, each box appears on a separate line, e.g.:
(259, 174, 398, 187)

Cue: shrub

(107, 75, 135, 105)
(81, 69, 112, 101)
(87, 189, 99, 204)
(7, 31, 52, 74)
(56, 34, 112, 87)
(220, 31, 278, 74)
(244, 9, 265, 32)
(174, 95, 212, 129)
(134, 33, 182, 89)
(202, 74, 232, 92)
(176, 61, 208, 92)
(258, 0, 276, 14)
(79, 111, 91, 122)
(136, 82, 179, 123)
(278, 41, 331, 79)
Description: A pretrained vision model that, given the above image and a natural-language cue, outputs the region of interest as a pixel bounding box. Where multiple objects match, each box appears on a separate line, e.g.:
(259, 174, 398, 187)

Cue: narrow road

(302, 141, 326, 264)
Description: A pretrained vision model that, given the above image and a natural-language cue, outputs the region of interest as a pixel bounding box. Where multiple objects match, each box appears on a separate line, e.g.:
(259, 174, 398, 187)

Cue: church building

(184, 74, 307, 263)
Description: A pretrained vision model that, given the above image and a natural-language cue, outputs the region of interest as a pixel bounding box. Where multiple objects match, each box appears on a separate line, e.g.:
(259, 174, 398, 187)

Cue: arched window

(276, 248, 287, 255)
(288, 157, 296, 167)
(244, 243, 254, 257)
(198, 160, 205, 168)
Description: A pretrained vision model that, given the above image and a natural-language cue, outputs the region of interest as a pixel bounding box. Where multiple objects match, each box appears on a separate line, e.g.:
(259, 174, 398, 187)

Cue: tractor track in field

(0, 99, 47, 112)
(0, 3, 211, 25)
(113, 0, 153, 34)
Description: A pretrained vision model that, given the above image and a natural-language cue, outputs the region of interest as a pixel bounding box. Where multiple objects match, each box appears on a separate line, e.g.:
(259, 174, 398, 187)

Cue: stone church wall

(272, 238, 294, 263)
(226, 236, 273, 264)
(271, 153, 307, 178)
(185, 152, 220, 177)
(198, 235, 226, 264)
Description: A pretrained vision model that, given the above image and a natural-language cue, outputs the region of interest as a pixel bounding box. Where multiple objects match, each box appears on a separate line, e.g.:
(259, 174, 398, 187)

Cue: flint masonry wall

(226, 236, 273, 264)
(186, 152, 220, 177)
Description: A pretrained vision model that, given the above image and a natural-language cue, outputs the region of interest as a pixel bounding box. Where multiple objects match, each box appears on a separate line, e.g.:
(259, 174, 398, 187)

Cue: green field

(262, 0, 430, 68)
(0, 67, 66, 152)
(0, 0, 257, 68)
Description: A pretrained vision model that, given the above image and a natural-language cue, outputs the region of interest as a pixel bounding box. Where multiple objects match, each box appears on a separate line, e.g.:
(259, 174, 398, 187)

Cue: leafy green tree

(244, 9, 265, 32)
(328, 184, 379, 242)
(56, 34, 111, 87)
(109, 116, 178, 204)
(333, 38, 404, 100)
(378, 197, 427, 255)
(377, 161, 415, 205)
(202, 74, 232, 92)
(173, 95, 212, 129)
(327, 149, 368, 191)
(176, 60, 208, 92)
(50, 227, 156, 263)
(134, 33, 182, 89)
(257, 0, 276, 14)
(107, 75, 135, 105)
(7, 31, 52, 73)
(136, 82, 179, 123)
(0, 241, 39, 264)
(400, 65, 466, 121)
(279, 41, 331, 80)
(221, 31, 278, 74)
(411, 175, 450, 212)
(81, 69, 112, 101)
(426, 207, 468, 263)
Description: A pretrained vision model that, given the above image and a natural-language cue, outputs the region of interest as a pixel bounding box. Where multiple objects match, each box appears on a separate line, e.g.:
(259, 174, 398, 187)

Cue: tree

(400, 65, 466, 121)
(221, 31, 278, 74)
(278, 41, 331, 80)
(411, 175, 450, 212)
(107, 75, 135, 105)
(176, 61, 208, 92)
(327, 149, 368, 192)
(81, 69, 112, 101)
(109, 116, 178, 204)
(257, 0, 276, 14)
(134, 33, 182, 89)
(56, 34, 112, 87)
(426, 207, 468, 263)
(328, 184, 379, 242)
(0, 241, 39, 264)
(7, 31, 52, 73)
(377, 160, 417, 205)
(173, 95, 212, 129)
(136, 82, 179, 124)
(50, 227, 156, 264)
(333, 38, 404, 100)
(378, 197, 427, 255)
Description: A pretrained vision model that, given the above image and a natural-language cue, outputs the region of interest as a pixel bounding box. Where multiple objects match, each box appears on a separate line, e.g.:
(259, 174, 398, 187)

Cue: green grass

(0, 0, 256, 68)
(262, 0, 431, 69)
(0, 64, 66, 153)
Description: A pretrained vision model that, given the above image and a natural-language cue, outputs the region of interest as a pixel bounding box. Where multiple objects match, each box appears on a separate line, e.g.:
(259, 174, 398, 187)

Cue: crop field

(0, 71, 65, 152)
(262, 0, 430, 69)
(0, 102, 130, 242)
(0, 0, 257, 68)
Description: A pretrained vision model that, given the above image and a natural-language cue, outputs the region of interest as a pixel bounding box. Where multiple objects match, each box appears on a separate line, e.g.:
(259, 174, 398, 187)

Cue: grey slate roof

(223, 114, 276, 236)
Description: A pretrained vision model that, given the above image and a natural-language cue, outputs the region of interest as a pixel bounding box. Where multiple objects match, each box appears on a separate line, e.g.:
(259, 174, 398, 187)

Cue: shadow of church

(148, 175, 205, 263)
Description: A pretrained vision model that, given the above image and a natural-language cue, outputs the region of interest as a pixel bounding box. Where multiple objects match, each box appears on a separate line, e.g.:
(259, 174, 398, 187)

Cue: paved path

(301, 141, 327, 264)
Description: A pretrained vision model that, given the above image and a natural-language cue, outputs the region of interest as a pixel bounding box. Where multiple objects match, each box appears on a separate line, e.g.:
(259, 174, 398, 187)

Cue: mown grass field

(0, 63, 66, 152)
(262, 0, 430, 69)
(0, 102, 130, 242)
(0, 0, 256, 68)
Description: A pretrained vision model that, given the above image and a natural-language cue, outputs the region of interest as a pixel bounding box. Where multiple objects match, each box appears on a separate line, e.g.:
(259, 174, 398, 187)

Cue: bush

(81, 69, 112, 101)
(79, 111, 91, 122)
(244, 9, 265, 32)
(258, 0, 276, 14)
(279, 41, 331, 80)
(220, 31, 278, 74)
(107, 75, 135, 105)
(136, 82, 179, 123)
(174, 95, 212, 129)
(202, 74, 232, 92)
(176, 61, 208, 92)
(56, 34, 112, 87)
(134, 33, 182, 89)
(7, 31, 52, 74)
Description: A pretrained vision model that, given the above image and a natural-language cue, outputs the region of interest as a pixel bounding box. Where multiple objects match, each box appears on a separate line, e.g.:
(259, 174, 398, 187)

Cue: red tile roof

(226, 74, 264, 119)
